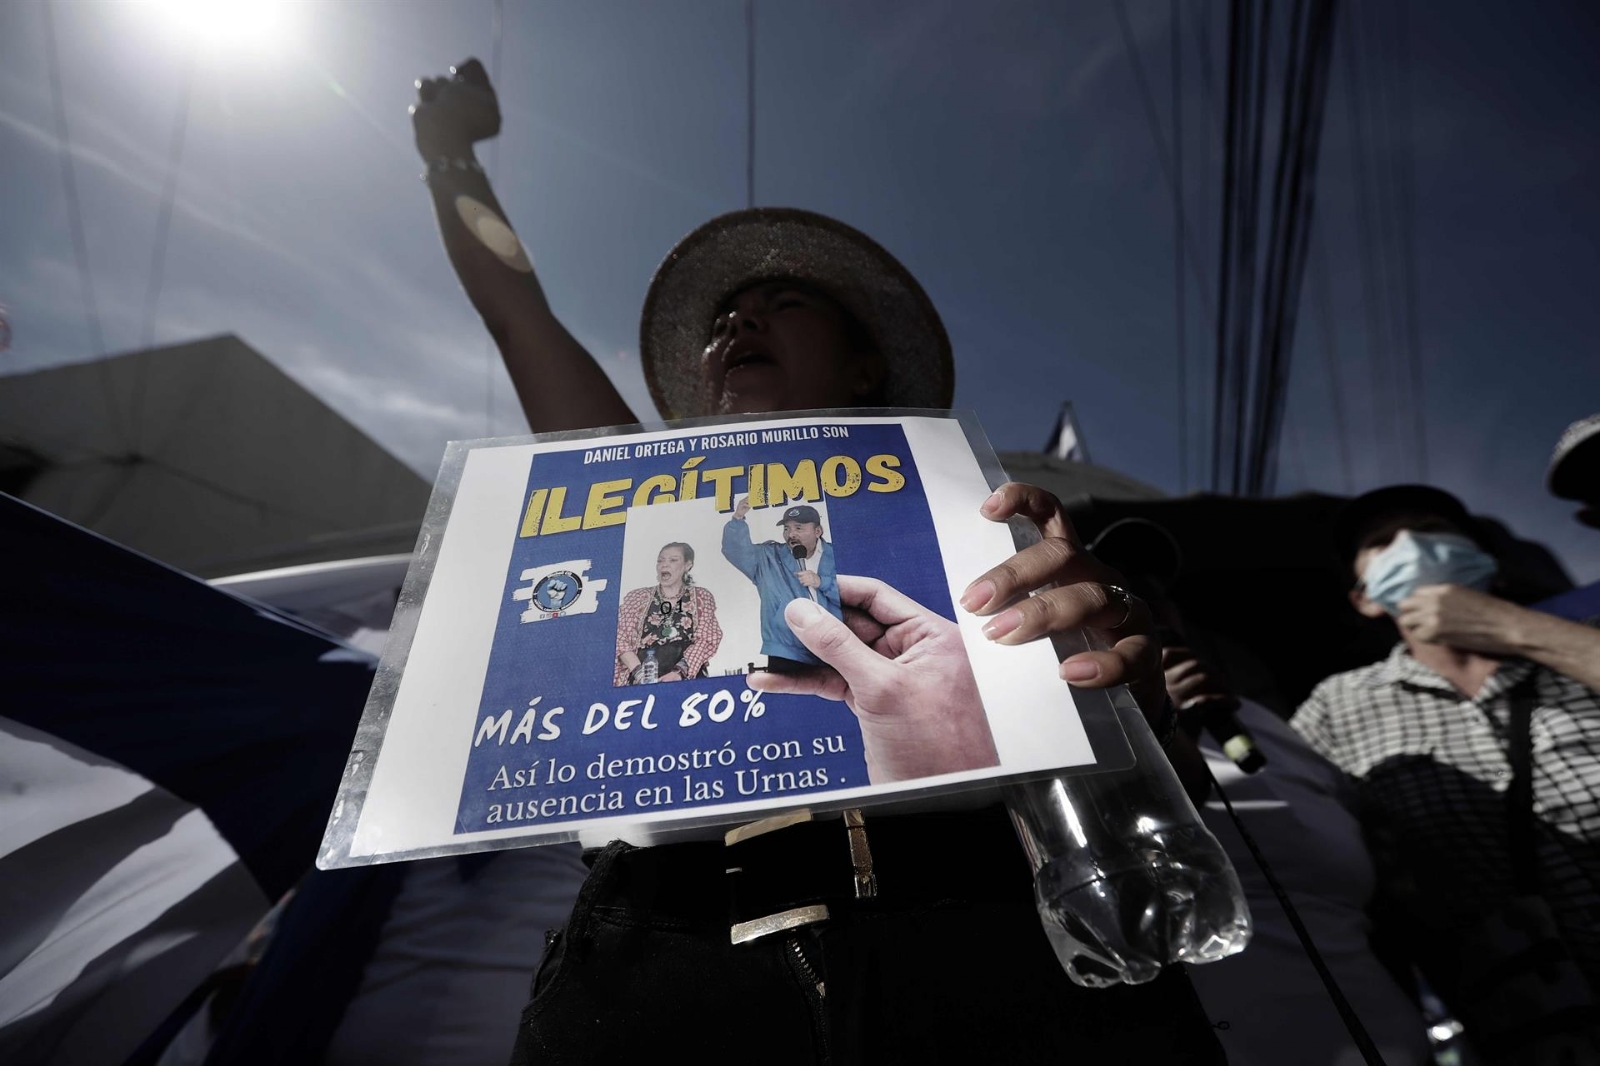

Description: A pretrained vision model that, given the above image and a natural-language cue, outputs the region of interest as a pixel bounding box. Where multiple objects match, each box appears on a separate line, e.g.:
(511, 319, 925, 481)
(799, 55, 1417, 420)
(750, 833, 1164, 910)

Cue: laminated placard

(318, 410, 1131, 867)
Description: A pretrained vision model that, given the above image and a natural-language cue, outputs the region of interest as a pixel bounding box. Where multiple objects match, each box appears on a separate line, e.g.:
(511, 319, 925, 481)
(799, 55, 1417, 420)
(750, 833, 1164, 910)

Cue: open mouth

(724, 342, 777, 376)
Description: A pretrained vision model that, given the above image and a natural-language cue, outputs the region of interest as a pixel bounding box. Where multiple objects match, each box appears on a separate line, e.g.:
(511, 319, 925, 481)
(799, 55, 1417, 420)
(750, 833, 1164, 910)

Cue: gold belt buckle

(724, 807, 877, 945)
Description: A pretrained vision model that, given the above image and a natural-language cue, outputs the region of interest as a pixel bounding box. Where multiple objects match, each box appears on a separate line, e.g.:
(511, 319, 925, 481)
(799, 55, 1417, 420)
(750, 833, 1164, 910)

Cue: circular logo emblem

(532, 571, 582, 614)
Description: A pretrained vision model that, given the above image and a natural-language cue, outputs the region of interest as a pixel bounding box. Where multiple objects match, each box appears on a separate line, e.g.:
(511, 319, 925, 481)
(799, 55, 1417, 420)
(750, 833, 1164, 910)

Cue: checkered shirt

(1292, 643, 1600, 981)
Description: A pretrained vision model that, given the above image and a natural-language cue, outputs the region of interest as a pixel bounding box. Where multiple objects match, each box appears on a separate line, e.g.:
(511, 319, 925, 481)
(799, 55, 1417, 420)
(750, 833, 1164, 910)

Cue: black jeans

(509, 807, 1225, 1065)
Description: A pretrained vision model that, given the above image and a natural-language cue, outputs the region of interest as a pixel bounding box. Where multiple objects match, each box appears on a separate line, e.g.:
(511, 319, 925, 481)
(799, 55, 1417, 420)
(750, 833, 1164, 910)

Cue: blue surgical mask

(1361, 530, 1498, 615)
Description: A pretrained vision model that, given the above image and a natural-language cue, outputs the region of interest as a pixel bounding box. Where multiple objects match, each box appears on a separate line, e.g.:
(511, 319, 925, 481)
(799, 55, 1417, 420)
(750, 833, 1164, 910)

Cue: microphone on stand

(1184, 695, 1267, 775)
(1156, 626, 1266, 774)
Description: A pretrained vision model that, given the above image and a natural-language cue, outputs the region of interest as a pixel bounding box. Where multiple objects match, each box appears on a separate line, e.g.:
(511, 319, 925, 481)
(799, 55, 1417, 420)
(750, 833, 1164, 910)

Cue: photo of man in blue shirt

(722, 497, 842, 670)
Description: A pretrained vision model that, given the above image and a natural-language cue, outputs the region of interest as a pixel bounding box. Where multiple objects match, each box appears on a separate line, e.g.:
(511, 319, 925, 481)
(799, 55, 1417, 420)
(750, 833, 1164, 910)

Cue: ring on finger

(1102, 584, 1139, 630)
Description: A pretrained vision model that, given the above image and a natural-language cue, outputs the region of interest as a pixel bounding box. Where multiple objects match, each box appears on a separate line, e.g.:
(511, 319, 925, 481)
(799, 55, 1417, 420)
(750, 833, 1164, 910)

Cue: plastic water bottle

(1005, 679, 1252, 988)
(640, 649, 659, 685)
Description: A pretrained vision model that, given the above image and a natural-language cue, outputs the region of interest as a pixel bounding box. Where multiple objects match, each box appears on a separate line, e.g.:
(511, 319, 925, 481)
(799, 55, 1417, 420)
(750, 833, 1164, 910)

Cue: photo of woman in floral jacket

(614, 542, 723, 686)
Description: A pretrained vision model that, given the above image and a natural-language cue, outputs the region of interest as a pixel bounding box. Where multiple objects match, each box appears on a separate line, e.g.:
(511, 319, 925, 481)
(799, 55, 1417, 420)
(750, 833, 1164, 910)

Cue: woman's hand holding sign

(961, 483, 1166, 729)
(748, 576, 1000, 784)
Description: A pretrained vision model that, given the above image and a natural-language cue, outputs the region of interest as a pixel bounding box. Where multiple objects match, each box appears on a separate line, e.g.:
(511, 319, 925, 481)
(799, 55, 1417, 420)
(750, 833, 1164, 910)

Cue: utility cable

(42, 0, 104, 361)
(134, 50, 195, 453)
(1211, 0, 1244, 492)
(1257, 0, 1339, 497)
(1195, 0, 1218, 484)
(1392, 0, 1426, 479)
(1232, 0, 1272, 496)
(1172, 0, 1189, 494)
(746, 0, 756, 209)
(1112, 0, 1218, 323)
(1337, 0, 1394, 480)
(1358, 0, 1412, 477)
(41, 0, 125, 448)
(1246, 0, 1308, 495)
(484, 0, 505, 436)
(1310, 230, 1355, 493)
(1209, 765, 1389, 1065)
(1254, 0, 1331, 495)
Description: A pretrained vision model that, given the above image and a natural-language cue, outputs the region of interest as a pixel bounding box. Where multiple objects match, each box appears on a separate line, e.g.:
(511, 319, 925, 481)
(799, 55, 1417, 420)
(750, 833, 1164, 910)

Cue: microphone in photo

(791, 542, 819, 602)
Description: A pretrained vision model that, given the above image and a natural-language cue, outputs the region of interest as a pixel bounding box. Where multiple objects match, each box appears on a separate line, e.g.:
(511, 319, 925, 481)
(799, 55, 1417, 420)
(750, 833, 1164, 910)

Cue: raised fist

(410, 57, 500, 160)
(734, 497, 751, 520)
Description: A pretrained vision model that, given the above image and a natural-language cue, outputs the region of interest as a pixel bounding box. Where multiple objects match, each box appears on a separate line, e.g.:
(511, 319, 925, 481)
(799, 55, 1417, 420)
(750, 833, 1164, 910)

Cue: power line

(1393, 0, 1426, 479)
(134, 51, 195, 453)
(1310, 231, 1355, 492)
(1211, 0, 1245, 492)
(1253, 0, 1339, 497)
(1210, 0, 1340, 496)
(745, 0, 756, 209)
(41, 0, 125, 447)
(1365, 0, 1425, 481)
(1171, 0, 1188, 494)
(485, 0, 505, 436)
(1357, 0, 1413, 477)
(41, 0, 104, 361)
(1110, 0, 1218, 321)
(1222, 0, 1272, 495)
(1231, 0, 1271, 494)
(1247, 0, 1308, 495)
(1337, 0, 1396, 481)
(1194, 0, 1218, 486)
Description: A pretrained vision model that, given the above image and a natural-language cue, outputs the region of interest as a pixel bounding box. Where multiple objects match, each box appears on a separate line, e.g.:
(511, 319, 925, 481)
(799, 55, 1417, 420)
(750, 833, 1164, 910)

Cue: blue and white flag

(0, 495, 374, 1065)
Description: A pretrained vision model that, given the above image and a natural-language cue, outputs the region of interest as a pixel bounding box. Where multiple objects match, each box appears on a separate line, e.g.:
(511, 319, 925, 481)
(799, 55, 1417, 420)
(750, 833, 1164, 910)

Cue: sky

(2, 0, 1597, 582)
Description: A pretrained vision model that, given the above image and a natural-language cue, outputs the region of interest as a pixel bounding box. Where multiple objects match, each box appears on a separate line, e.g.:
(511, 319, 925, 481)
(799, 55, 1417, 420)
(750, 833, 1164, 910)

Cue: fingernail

(980, 490, 1005, 516)
(960, 580, 995, 612)
(1061, 660, 1100, 682)
(982, 609, 1021, 640)
(785, 598, 825, 628)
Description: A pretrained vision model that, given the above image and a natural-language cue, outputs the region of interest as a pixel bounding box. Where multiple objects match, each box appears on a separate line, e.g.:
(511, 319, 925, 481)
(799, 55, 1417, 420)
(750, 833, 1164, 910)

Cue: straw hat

(639, 208, 954, 419)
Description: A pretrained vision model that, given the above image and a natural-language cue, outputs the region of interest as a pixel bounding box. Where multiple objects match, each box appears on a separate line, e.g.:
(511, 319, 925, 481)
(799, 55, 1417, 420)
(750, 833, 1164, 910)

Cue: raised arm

(410, 59, 636, 433)
(721, 497, 761, 579)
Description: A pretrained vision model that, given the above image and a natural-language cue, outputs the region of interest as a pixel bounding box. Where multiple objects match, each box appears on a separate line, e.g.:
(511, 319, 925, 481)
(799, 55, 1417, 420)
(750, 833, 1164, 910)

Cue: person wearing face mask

(1291, 485, 1600, 1062)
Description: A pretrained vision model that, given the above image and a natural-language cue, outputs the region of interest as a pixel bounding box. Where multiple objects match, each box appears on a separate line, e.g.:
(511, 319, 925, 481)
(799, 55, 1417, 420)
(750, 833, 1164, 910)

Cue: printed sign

(319, 412, 1127, 867)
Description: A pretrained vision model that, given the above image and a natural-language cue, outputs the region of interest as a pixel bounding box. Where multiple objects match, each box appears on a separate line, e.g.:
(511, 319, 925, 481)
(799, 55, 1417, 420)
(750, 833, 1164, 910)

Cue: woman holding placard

(409, 58, 1224, 1065)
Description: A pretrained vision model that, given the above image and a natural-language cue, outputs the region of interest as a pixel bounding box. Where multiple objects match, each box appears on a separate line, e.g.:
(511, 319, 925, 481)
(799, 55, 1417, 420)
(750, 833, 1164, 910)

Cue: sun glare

(136, 0, 297, 55)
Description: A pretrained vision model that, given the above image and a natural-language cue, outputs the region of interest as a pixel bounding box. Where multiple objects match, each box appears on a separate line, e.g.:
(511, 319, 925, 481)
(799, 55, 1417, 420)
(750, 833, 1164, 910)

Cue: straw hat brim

(1548, 414, 1600, 500)
(639, 208, 954, 420)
